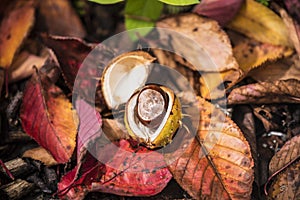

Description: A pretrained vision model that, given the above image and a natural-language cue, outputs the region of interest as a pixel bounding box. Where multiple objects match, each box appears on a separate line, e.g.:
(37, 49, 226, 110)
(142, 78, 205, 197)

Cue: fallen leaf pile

(0, 0, 300, 199)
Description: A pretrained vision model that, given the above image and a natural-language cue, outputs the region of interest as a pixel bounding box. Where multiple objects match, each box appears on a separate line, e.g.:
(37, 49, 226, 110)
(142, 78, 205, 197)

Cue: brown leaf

(279, 7, 300, 58)
(248, 55, 300, 82)
(22, 147, 58, 166)
(36, 0, 86, 37)
(166, 97, 254, 199)
(268, 161, 300, 199)
(228, 79, 300, 104)
(0, 0, 35, 69)
(269, 135, 300, 175)
(155, 13, 242, 99)
(229, 31, 293, 73)
(20, 71, 78, 163)
(9, 50, 48, 83)
(266, 135, 300, 199)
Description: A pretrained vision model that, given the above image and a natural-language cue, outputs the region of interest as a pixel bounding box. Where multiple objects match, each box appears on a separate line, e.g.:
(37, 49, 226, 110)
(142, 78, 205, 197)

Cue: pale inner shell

(137, 89, 165, 122)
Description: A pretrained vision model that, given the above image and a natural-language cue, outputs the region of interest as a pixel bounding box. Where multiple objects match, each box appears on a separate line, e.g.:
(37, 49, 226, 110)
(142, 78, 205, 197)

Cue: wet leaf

(228, 0, 292, 47)
(42, 35, 115, 110)
(58, 140, 172, 199)
(193, 0, 244, 26)
(156, 13, 242, 99)
(20, 71, 78, 163)
(0, 0, 35, 69)
(266, 135, 300, 199)
(228, 79, 300, 104)
(36, 0, 86, 37)
(166, 97, 254, 199)
(22, 147, 58, 166)
(269, 135, 300, 176)
(230, 31, 293, 73)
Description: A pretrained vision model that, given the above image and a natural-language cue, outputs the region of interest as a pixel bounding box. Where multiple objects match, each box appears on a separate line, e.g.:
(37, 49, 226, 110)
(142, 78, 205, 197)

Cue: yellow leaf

(228, 0, 293, 47)
(0, 1, 35, 68)
(231, 33, 293, 73)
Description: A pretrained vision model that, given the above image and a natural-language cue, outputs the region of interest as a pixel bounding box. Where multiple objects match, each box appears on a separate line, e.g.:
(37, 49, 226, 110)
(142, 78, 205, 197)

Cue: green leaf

(89, 0, 124, 4)
(158, 0, 199, 6)
(125, 0, 163, 40)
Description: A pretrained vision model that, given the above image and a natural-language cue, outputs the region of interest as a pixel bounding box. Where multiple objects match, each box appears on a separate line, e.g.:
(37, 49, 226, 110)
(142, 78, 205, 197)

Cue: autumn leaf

(20, 71, 78, 163)
(58, 140, 172, 199)
(229, 31, 293, 73)
(266, 135, 300, 199)
(269, 135, 300, 176)
(248, 55, 300, 82)
(22, 147, 58, 166)
(193, 0, 244, 26)
(155, 13, 242, 99)
(36, 0, 86, 37)
(42, 35, 115, 110)
(0, 0, 35, 69)
(75, 99, 102, 162)
(228, 0, 293, 47)
(165, 97, 254, 199)
(227, 79, 300, 104)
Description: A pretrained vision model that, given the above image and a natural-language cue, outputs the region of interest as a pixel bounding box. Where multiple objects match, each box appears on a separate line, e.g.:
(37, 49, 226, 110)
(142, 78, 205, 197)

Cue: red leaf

(193, 0, 244, 26)
(58, 140, 172, 199)
(20, 71, 77, 163)
(42, 35, 115, 109)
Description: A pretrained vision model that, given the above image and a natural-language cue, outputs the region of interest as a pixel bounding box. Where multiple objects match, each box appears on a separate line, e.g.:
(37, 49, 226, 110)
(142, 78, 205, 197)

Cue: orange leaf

(20, 71, 78, 163)
(166, 97, 254, 199)
(0, 0, 35, 68)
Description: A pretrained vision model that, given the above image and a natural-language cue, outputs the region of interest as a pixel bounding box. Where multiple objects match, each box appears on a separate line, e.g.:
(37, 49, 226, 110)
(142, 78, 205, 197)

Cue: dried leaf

(58, 140, 172, 199)
(193, 0, 244, 26)
(248, 55, 300, 82)
(166, 97, 254, 199)
(42, 35, 115, 110)
(228, 0, 293, 47)
(230, 31, 293, 73)
(228, 79, 300, 104)
(20, 71, 78, 163)
(9, 51, 48, 83)
(268, 161, 300, 199)
(266, 135, 300, 199)
(269, 135, 300, 175)
(22, 147, 58, 166)
(156, 13, 242, 99)
(279, 7, 300, 58)
(36, 0, 86, 37)
(0, 0, 35, 68)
